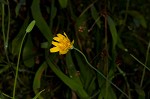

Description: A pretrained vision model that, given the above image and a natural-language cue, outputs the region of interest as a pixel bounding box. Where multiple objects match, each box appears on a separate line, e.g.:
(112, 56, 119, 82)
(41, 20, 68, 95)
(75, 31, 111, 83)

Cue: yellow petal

(50, 47, 59, 52)
(59, 50, 68, 55)
(63, 32, 67, 37)
(53, 37, 60, 41)
(63, 32, 69, 39)
(70, 40, 74, 49)
(57, 33, 65, 39)
(71, 40, 74, 45)
(52, 41, 59, 46)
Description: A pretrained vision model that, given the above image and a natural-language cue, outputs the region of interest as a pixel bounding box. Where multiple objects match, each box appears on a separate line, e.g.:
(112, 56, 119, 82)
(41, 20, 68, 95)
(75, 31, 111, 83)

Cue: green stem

(12, 20, 35, 98)
(118, 0, 129, 34)
(5, 0, 10, 63)
(130, 54, 150, 72)
(79, 0, 97, 17)
(2, 3, 5, 42)
(12, 32, 28, 99)
(1, 1, 10, 63)
(2, 92, 12, 99)
(73, 47, 129, 98)
(117, 66, 131, 99)
(140, 41, 150, 87)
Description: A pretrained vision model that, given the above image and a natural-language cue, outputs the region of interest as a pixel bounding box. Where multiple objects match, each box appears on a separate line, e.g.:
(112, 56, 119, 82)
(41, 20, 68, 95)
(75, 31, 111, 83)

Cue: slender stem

(117, 66, 131, 99)
(2, 3, 5, 42)
(12, 32, 28, 99)
(130, 54, 150, 72)
(103, 4, 109, 98)
(2, 92, 13, 99)
(79, 0, 97, 17)
(5, 0, 10, 63)
(6, 0, 10, 41)
(140, 41, 150, 87)
(73, 47, 129, 98)
(1, 1, 10, 63)
(88, 16, 101, 32)
(118, 0, 129, 34)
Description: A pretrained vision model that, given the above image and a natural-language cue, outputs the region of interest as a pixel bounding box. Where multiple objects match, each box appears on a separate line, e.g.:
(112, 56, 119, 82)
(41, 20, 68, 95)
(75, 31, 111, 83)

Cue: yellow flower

(50, 32, 74, 55)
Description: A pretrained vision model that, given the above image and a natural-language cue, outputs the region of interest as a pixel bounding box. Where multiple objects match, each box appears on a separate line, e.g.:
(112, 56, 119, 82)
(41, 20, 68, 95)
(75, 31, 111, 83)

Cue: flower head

(50, 32, 74, 55)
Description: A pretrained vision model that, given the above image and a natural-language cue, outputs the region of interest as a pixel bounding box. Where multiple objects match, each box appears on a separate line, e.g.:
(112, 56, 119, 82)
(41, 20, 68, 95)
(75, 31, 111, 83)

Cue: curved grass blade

(33, 62, 47, 99)
(33, 89, 45, 99)
(31, 0, 52, 43)
(108, 16, 118, 50)
(12, 16, 30, 56)
(46, 57, 89, 98)
(58, 0, 68, 8)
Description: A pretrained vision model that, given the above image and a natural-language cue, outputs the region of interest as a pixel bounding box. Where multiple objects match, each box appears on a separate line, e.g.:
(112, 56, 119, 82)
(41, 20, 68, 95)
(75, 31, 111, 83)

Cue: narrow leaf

(33, 89, 45, 99)
(108, 16, 118, 49)
(46, 57, 89, 98)
(26, 20, 36, 33)
(91, 6, 101, 28)
(22, 34, 36, 68)
(12, 16, 29, 56)
(58, 0, 68, 8)
(126, 10, 147, 28)
(75, 52, 96, 95)
(33, 62, 47, 99)
(31, 0, 52, 43)
(66, 52, 82, 85)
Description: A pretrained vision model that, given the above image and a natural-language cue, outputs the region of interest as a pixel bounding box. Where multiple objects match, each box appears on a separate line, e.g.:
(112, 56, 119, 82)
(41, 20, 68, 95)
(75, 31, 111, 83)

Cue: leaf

(41, 42, 49, 48)
(15, 4, 21, 17)
(0, 0, 7, 4)
(68, 1, 77, 20)
(22, 34, 36, 68)
(33, 62, 47, 99)
(15, 0, 25, 17)
(98, 86, 117, 99)
(31, 0, 52, 43)
(33, 89, 45, 99)
(26, 20, 36, 33)
(134, 84, 145, 99)
(50, 0, 57, 29)
(126, 10, 147, 28)
(117, 36, 127, 51)
(91, 6, 101, 28)
(75, 52, 96, 95)
(0, 65, 9, 74)
(46, 57, 89, 98)
(75, 14, 88, 38)
(108, 16, 118, 50)
(66, 52, 82, 85)
(12, 16, 30, 56)
(58, 0, 68, 8)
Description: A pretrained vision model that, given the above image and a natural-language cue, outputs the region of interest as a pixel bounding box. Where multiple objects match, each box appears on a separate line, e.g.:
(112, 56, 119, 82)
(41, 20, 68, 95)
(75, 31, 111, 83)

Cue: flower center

(58, 39, 71, 51)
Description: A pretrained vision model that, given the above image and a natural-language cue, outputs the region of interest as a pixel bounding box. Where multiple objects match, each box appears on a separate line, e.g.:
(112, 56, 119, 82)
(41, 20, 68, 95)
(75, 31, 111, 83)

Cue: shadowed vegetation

(0, 0, 150, 99)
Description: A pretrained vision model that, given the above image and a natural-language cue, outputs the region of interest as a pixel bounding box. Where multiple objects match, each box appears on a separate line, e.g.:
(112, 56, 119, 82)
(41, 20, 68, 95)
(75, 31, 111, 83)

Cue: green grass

(0, 0, 150, 98)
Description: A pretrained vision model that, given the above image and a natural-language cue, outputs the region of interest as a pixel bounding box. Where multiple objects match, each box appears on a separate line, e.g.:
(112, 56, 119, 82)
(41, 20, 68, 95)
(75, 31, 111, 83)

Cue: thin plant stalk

(12, 32, 28, 99)
(103, 6, 109, 99)
(12, 20, 35, 99)
(2, 92, 13, 99)
(5, 0, 10, 63)
(2, 3, 5, 42)
(117, 66, 131, 99)
(130, 54, 150, 72)
(73, 47, 129, 98)
(140, 41, 150, 87)
(1, 0, 10, 63)
(118, 0, 130, 34)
